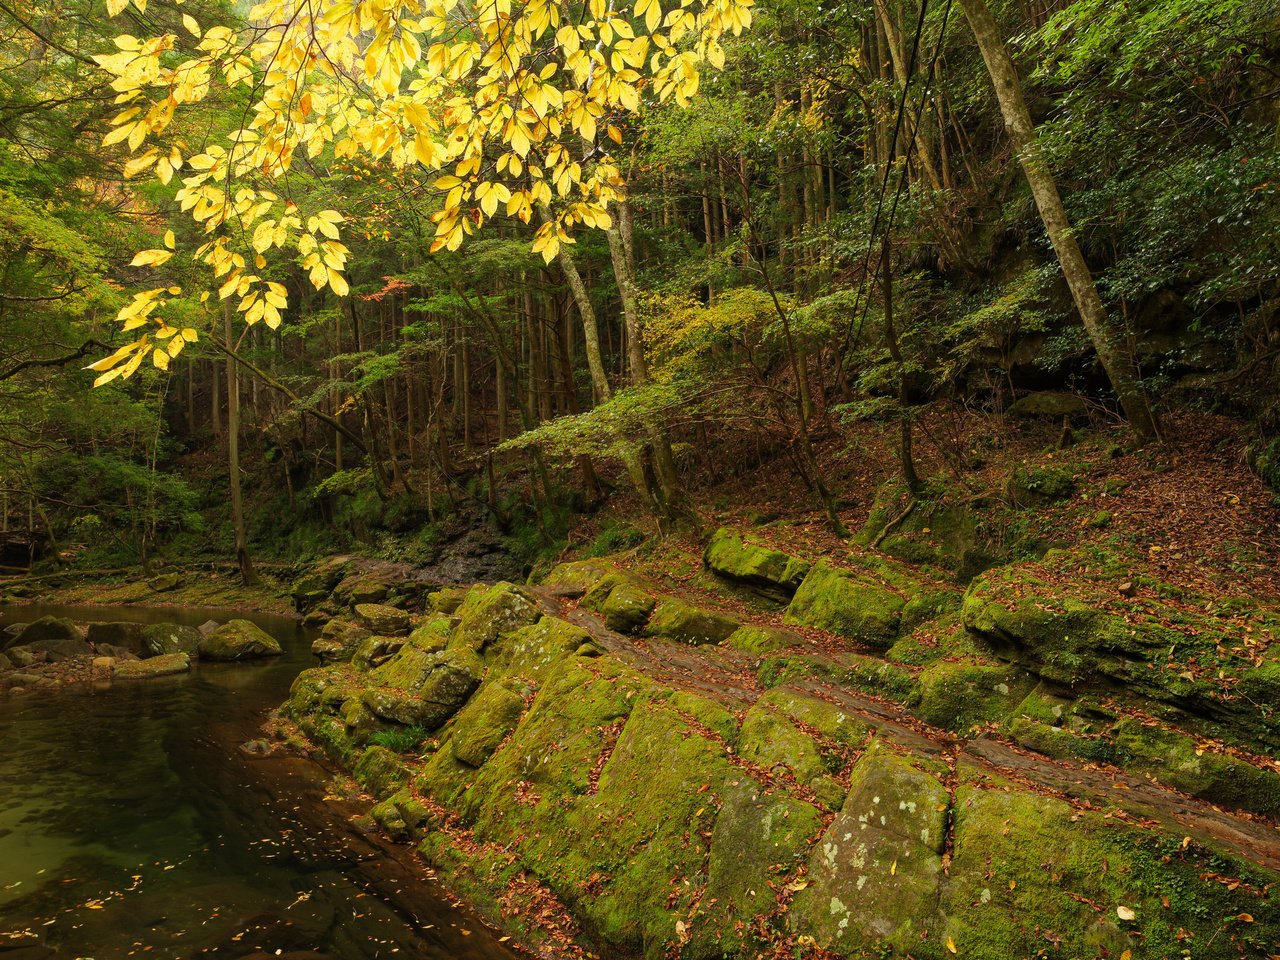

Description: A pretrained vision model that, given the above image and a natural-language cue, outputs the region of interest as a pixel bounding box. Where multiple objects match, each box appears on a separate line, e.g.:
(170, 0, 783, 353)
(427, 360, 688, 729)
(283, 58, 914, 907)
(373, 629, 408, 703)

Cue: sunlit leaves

(91, 0, 756, 382)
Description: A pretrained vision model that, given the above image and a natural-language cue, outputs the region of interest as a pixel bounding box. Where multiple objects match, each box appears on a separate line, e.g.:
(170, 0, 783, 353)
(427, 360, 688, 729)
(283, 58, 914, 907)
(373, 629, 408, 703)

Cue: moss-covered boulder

(541, 559, 615, 599)
(312, 617, 373, 663)
(581, 575, 657, 634)
(962, 556, 1280, 746)
(354, 745, 412, 798)
(86, 621, 147, 655)
(699, 778, 822, 954)
(334, 574, 392, 606)
(1006, 464, 1077, 506)
(724, 624, 798, 656)
(790, 742, 948, 954)
(916, 659, 1035, 732)
(939, 763, 1280, 958)
(486, 616, 595, 679)
(113, 652, 190, 679)
(353, 602, 411, 636)
(140, 623, 201, 659)
(198, 619, 282, 660)
(365, 647, 482, 728)
(449, 582, 541, 652)
(703, 527, 810, 600)
(784, 561, 905, 647)
(6, 616, 80, 650)
(738, 703, 846, 810)
(450, 680, 526, 767)
(1112, 718, 1280, 818)
(290, 556, 351, 612)
(428, 585, 471, 614)
(643, 597, 738, 646)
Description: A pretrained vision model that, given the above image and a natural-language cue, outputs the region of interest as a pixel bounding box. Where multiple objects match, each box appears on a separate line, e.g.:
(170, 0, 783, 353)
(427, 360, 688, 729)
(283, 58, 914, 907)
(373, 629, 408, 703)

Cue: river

(0, 603, 520, 960)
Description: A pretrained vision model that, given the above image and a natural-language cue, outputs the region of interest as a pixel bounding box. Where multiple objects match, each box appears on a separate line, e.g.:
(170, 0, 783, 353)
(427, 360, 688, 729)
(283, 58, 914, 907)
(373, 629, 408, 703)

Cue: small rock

(239, 739, 275, 757)
(198, 619, 220, 637)
(1117, 581, 1136, 597)
(6, 645, 46, 667)
(147, 572, 183, 592)
(92, 656, 116, 670)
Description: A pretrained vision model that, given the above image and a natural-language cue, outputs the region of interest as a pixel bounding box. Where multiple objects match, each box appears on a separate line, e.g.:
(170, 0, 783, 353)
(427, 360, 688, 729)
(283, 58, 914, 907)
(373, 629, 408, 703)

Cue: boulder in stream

(86, 621, 147, 655)
(140, 623, 202, 658)
(199, 620, 283, 660)
(5, 615, 81, 650)
(113, 652, 190, 678)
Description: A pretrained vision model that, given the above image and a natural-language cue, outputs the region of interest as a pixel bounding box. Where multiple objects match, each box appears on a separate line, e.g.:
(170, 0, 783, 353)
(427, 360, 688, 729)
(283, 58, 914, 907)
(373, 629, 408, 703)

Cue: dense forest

(2, 0, 1277, 575)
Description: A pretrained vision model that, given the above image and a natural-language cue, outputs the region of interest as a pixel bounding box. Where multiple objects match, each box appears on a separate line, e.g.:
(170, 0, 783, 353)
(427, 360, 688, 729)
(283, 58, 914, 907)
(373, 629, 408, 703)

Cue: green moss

(486, 615, 596, 679)
(756, 653, 845, 689)
(697, 778, 822, 956)
(354, 745, 412, 797)
(449, 582, 541, 652)
(660, 688, 741, 745)
(916, 659, 1035, 732)
(643, 596, 738, 646)
(724, 624, 798, 656)
(756, 687, 871, 748)
(365, 646, 483, 728)
(450, 679, 527, 768)
(428, 585, 470, 614)
(940, 763, 1280, 959)
(540, 559, 615, 598)
(703, 527, 810, 600)
(1007, 464, 1077, 506)
(1113, 718, 1280, 817)
(582, 578, 657, 634)
(790, 741, 948, 954)
(784, 561, 905, 647)
(738, 704, 846, 810)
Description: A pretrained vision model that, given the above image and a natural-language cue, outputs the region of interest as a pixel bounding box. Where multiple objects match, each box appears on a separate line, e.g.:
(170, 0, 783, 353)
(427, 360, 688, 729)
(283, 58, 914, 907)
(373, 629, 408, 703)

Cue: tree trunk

(957, 0, 1159, 442)
(223, 302, 257, 585)
(556, 247, 611, 403)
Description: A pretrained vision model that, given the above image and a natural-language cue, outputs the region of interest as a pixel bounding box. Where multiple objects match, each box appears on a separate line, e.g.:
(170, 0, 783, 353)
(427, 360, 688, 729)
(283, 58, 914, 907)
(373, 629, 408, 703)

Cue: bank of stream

(0, 602, 521, 960)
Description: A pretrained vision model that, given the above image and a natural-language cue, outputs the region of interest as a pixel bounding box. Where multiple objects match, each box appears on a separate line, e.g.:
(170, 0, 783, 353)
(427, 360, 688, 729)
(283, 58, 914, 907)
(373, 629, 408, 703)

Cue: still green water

(0, 603, 519, 960)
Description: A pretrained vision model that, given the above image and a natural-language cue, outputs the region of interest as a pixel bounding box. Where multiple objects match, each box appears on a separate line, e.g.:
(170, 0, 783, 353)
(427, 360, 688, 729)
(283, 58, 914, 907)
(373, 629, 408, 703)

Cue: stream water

(0, 603, 519, 960)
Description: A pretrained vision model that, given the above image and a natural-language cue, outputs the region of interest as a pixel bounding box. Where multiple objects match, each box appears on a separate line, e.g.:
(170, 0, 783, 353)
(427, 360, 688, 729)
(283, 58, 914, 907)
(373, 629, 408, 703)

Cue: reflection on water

(0, 603, 518, 960)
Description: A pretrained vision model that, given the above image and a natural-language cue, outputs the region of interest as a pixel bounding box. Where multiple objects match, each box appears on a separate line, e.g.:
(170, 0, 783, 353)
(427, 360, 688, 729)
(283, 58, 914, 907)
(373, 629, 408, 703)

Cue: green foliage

(367, 725, 432, 754)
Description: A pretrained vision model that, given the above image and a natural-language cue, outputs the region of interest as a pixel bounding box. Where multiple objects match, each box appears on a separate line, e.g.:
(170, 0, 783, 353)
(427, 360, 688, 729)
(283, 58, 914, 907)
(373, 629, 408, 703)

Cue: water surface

(0, 602, 518, 960)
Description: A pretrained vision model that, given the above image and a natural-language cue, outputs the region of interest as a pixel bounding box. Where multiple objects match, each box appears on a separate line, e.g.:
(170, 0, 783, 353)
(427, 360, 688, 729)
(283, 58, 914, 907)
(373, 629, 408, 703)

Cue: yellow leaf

(181, 327, 198, 342)
(130, 249, 173, 267)
(153, 347, 170, 370)
(164, 230, 175, 250)
(1116, 906, 1136, 921)
(182, 13, 200, 36)
(946, 936, 957, 954)
(327, 268, 349, 297)
(106, 0, 127, 16)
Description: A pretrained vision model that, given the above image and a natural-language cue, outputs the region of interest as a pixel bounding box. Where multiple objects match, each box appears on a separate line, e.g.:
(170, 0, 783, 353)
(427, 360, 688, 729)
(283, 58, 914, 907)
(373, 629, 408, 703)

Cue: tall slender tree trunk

(957, 0, 1159, 442)
(556, 247, 611, 404)
(223, 302, 257, 585)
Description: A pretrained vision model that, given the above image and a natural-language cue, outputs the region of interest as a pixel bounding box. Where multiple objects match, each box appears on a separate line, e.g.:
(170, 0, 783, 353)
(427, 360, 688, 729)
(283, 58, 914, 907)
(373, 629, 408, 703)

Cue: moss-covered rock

(790, 742, 948, 954)
(643, 597, 738, 646)
(838, 652, 921, 704)
(738, 704, 846, 810)
(428, 585, 471, 614)
(486, 616, 595, 679)
(755, 687, 871, 749)
(541, 559, 615, 598)
(354, 745, 412, 797)
(139, 623, 201, 658)
(113, 651, 190, 679)
(351, 635, 404, 671)
(699, 778, 822, 954)
(703, 528, 810, 600)
(198, 619, 282, 660)
(784, 561, 905, 647)
(365, 647, 483, 728)
(1112, 718, 1280, 818)
(312, 617, 372, 663)
(450, 680, 526, 767)
(334, 574, 392, 606)
(916, 659, 1036, 732)
(724, 624, 798, 656)
(449, 582, 541, 652)
(353, 602, 412, 636)
(1007, 464, 1077, 506)
(86, 621, 147, 655)
(939, 763, 1280, 959)
(581, 576, 656, 634)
